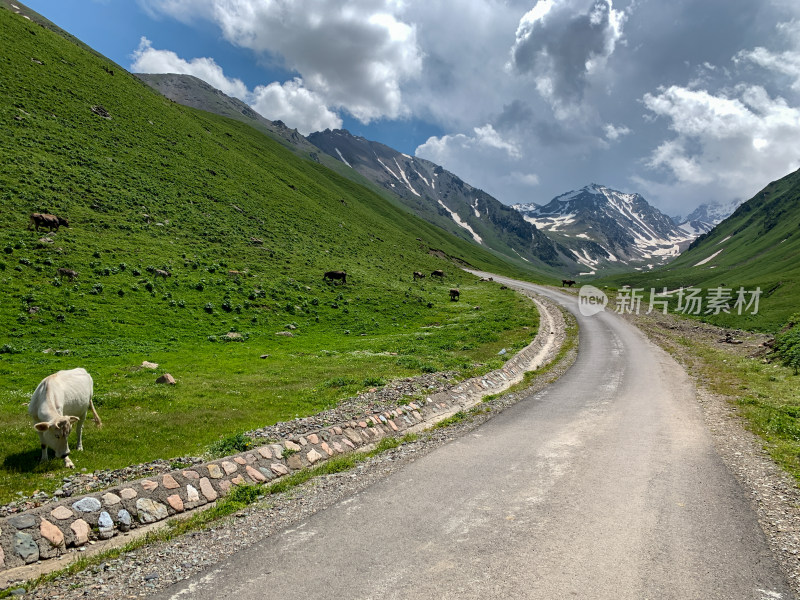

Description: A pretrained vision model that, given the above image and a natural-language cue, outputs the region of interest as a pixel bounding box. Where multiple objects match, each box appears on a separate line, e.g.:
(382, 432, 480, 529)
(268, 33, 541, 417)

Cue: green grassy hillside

(0, 6, 540, 500)
(599, 168, 800, 330)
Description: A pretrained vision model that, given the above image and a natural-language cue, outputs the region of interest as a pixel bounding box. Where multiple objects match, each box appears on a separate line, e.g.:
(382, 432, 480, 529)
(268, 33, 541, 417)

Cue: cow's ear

(68, 416, 80, 424)
(34, 422, 51, 432)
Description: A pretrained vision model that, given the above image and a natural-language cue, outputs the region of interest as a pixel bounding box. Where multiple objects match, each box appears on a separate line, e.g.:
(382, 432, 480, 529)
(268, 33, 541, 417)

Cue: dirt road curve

(153, 277, 794, 600)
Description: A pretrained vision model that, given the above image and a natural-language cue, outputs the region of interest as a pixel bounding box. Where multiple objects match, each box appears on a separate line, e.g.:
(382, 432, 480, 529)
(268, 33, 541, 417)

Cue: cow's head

(34, 416, 79, 465)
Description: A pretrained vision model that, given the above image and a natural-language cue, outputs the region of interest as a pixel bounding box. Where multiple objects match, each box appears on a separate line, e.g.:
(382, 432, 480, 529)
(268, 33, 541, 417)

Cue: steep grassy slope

(136, 74, 570, 279)
(600, 168, 800, 330)
(0, 7, 540, 499)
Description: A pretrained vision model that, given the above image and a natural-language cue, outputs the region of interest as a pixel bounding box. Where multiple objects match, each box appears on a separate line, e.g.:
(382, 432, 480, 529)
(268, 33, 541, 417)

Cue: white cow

(28, 368, 102, 469)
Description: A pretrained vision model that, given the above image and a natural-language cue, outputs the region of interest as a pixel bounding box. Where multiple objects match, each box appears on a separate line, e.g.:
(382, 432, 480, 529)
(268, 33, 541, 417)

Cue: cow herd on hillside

(20, 213, 480, 468)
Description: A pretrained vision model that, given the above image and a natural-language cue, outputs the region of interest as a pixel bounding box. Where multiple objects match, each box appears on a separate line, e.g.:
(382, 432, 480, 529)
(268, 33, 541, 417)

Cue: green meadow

(0, 7, 540, 502)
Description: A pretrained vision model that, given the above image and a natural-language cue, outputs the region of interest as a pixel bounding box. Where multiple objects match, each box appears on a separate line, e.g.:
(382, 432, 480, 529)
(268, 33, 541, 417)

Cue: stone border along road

(0, 290, 565, 585)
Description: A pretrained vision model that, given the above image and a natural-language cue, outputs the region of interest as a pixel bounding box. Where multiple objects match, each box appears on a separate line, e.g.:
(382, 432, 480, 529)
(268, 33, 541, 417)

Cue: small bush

(774, 314, 800, 375)
(207, 433, 255, 457)
(0, 344, 19, 354)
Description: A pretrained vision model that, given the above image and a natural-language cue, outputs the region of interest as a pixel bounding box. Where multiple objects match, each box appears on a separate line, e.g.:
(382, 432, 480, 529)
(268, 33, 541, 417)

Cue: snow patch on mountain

(514, 183, 696, 269)
(335, 148, 351, 168)
(694, 248, 724, 266)
(437, 199, 483, 244)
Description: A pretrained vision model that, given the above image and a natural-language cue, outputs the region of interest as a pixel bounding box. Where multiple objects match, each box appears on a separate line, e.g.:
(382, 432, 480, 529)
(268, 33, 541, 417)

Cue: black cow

(323, 270, 347, 284)
(449, 288, 460, 301)
(562, 279, 576, 287)
(431, 269, 445, 278)
(413, 271, 425, 280)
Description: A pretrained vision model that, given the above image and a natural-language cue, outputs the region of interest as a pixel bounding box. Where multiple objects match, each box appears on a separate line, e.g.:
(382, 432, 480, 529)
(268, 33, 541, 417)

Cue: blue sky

(19, 0, 800, 217)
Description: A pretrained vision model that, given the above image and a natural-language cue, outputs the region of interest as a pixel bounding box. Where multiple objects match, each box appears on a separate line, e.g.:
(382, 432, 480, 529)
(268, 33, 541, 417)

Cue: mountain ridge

(513, 184, 694, 274)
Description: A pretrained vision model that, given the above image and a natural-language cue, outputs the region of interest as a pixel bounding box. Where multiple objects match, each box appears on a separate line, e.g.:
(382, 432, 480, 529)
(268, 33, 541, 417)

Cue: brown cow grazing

(57, 268, 78, 280)
(323, 270, 347, 284)
(413, 271, 425, 280)
(431, 269, 445, 278)
(29, 213, 68, 232)
(562, 279, 576, 287)
(449, 288, 460, 301)
(154, 269, 172, 278)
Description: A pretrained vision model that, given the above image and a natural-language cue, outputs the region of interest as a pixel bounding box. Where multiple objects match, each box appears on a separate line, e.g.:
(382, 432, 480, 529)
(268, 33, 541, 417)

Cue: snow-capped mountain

(513, 184, 696, 274)
(307, 129, 579, 271)
(674, 199, 743, 236)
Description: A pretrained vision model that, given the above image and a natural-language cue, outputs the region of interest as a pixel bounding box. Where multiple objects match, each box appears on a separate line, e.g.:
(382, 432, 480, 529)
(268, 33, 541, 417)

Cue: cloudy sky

(24, 0, 800, 217)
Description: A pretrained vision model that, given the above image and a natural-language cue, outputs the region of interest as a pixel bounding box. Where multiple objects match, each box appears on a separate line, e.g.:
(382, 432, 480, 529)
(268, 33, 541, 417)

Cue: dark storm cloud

(510, 0, 625, 106)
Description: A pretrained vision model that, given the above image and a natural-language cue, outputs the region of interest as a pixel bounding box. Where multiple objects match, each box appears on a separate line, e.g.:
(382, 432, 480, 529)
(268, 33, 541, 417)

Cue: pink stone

(246, 465, 266, 482)
(369, 416, 379, 425)
(199, 478, 217, 502)
(245, 454, 257, 464)
(40, 518, 65, 548)
(207, 464, 224, 479)
(306, 449, 323, 464)
(320, 442, 334, 456)
(298, 437, 308, 446)
(221, 461, 238, 474)
(141, 480, 158, 492)
(70, 519, 90, 547)
(270, 444, 283, 459)
(388, 420, 399, 431)
(51, 506, 74, 520)
(307, 434, 319, 445)
(257, 446, 273, 459)
(408, 402, 419, 410)
(233, 457, 247, 465)
(332, 441, 344, 453)
(219, 480, 232, 495)
(162, 474, 180, 489)
(287, 454, 303, 470)
(270, 463, 289, 476)
(412, 410, 422, 420)
(343, 438, 355, 449)
(284, 440, 301, 452)
(182, 470, 200, 480)
(358, 421, 368, 428)
(231, 475, 245, 486)
(102, 492, 121, 506)
(166, 495, 184, 512)
(332, 426, 342, 435)
(120, 488, 137, 500)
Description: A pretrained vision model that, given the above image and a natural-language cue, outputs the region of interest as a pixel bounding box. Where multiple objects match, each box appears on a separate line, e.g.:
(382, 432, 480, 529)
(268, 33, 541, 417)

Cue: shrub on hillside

(774, 313, 800, 375)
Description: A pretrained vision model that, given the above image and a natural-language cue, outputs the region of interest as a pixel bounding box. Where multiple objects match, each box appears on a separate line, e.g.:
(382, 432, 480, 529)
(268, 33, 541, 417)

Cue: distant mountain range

(670, 199, 743, 237)
(609, 168, 800, 330)
(135, 73, 731, 277)
(307, 129, 579, 272)
(136, 73, 581, 273)
(512, 185, 695, 274)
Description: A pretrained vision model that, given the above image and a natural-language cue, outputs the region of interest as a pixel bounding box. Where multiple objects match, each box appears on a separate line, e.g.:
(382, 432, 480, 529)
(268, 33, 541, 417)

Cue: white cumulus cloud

(143, 0, 423, 123)
(250, 79, 342, 135)
(131, 37, 250, 100)
(131, 38, 339, 135)
(642, 84, 800, 200)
